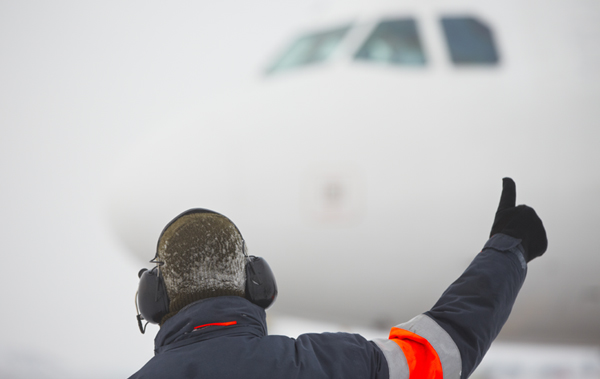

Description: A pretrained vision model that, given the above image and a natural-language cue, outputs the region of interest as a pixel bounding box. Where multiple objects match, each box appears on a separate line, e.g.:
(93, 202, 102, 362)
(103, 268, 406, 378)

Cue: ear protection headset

(135, 208, 277, 334)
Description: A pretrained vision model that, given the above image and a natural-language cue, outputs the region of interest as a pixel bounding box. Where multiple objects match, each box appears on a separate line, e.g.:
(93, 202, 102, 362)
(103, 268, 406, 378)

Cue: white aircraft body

(106, 0, 600, 346)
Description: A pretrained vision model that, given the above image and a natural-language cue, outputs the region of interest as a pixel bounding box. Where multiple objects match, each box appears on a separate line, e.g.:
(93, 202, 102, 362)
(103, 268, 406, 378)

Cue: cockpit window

(354, 19, 426, 66)
(267, 26, 351, 74)
(440, 17, 499, 65)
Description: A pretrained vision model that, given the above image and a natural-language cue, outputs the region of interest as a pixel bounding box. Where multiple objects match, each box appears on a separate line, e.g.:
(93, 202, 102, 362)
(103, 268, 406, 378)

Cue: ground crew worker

(130, 177, 547, 379)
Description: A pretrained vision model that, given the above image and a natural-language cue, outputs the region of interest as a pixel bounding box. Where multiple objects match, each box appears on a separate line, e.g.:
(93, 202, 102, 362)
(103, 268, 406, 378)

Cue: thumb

(497, 177, 516, 213)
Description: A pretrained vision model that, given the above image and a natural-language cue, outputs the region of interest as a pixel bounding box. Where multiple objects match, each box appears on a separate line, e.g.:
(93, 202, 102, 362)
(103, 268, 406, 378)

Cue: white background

(0, 1, 319, 377)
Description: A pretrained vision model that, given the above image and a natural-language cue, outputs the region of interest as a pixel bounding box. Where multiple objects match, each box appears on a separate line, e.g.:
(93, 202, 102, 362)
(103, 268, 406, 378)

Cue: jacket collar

(154, 296, 267, 355)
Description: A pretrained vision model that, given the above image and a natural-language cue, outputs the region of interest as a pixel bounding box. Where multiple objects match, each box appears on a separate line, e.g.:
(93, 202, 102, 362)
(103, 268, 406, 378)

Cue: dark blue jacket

(130, 234, 527, 379)
(129, 296, 388, 379)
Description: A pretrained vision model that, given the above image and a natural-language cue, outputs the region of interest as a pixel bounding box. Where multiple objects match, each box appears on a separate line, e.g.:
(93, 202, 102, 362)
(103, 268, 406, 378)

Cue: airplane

(105, 0, 600, 348)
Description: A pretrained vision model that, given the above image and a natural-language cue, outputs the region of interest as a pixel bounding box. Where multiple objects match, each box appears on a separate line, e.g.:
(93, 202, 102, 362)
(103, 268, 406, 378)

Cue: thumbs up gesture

(490, 178, 548, 262)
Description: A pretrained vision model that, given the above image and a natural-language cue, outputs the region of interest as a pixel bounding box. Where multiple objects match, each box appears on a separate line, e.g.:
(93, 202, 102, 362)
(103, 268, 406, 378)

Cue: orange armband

(389, 327, 443, 379)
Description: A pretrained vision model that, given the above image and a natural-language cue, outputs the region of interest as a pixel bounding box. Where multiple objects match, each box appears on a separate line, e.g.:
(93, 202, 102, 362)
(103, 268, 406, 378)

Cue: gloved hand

(490, 178, 548, 262)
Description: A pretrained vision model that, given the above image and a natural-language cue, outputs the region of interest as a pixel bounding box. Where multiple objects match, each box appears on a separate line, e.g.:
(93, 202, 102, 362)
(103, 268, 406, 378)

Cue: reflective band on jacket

(373, 338, 410, 379)
(389, 327, 443, 379)
(373, 314, 461, 379)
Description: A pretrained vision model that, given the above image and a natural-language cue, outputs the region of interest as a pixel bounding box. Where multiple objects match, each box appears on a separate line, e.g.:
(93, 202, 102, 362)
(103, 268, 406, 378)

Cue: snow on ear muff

(245, 256, 278, 309)
(136, 267, 170, 328)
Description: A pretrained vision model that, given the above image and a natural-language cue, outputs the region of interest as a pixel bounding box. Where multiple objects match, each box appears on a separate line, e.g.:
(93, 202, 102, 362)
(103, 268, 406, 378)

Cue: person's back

(130, 178, 547, 379)
(132, 296, 387, 379)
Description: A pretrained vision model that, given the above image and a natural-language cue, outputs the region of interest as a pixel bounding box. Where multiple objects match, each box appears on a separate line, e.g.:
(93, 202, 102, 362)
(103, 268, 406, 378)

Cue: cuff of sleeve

(485, 234, 527, 269)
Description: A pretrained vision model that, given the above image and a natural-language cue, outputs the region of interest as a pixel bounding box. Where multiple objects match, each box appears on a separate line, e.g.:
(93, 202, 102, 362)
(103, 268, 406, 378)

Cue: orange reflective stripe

(389, 327, 443, 379)
(193, 321, 237, 330)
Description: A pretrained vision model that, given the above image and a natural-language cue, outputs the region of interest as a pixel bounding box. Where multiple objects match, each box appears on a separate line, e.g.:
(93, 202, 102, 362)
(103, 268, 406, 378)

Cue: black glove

(490, 178, 548, 262)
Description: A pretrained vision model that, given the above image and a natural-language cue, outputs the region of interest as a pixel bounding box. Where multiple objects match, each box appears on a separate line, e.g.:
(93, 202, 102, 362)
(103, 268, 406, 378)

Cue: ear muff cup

(137, 267, 170, 325)
(245, 256, 278, 309)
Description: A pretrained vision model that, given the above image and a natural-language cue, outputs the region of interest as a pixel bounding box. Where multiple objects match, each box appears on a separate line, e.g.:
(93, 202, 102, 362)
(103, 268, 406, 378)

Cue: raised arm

(426, 178, 547, 378)
(373, 178, 547, 379)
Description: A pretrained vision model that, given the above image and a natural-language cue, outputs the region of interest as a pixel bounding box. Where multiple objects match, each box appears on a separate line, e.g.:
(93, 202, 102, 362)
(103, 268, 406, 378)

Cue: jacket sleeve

(295, 332, 390, 379)
(373, 233, 527, 379)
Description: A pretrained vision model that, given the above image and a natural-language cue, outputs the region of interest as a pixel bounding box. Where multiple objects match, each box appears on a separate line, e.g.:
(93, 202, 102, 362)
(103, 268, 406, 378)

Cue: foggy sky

(0, 1, 314, 377)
